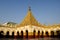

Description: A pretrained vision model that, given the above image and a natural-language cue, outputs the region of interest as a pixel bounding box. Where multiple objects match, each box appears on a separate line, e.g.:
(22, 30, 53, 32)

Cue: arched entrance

(41, 31, 44, 37)
(21, 30, 23, 38)
(38, 30, 40, 38)
(56, 30, 60, 37)
(6, 31, 9, 38)
(50, 31, 54, 37)
(45, 31, 49, 37)
(26, 30, 28, 38)
(33, 30, 36, 38)
(0, 31, 4, 38)
(17, 31, 20, 38)
(11, 31, 14, 38)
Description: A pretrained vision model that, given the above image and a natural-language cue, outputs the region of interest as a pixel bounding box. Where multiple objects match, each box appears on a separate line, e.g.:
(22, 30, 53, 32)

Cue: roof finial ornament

(29, 6, 31, 11)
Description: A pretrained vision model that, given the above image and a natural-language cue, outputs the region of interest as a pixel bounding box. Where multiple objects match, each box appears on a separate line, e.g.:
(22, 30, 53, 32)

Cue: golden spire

(29, 6, 31, 11)
(17, 7, 41, 27)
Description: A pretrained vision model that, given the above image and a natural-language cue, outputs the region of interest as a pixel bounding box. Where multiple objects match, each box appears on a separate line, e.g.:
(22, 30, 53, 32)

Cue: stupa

(0, 7, 60, 38)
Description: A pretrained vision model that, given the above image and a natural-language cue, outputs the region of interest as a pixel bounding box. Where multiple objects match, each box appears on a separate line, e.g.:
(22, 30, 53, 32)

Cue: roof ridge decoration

(17, 7, 41, 27)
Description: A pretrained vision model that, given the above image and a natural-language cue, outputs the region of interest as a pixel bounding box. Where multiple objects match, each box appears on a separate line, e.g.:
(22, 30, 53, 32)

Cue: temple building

(0, 7, 60, 38)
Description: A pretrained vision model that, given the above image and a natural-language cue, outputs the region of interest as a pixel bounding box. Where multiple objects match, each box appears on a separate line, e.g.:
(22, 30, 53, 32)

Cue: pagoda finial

(28, 6, 31, 11)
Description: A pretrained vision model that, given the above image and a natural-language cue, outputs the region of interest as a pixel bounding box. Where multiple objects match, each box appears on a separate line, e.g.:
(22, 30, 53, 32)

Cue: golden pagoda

(0, 7, 60, 38)
(17, 7, 41, 27)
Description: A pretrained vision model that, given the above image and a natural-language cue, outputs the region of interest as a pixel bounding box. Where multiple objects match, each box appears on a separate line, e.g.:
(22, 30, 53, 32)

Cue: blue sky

(0, 0, 60, 25)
